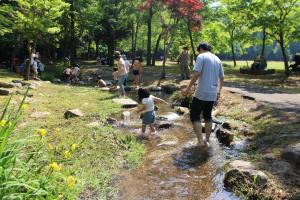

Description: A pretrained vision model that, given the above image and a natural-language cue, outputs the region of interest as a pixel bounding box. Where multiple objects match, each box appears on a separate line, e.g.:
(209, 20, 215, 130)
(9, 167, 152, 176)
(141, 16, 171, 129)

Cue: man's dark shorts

(190, 97, 215, 123)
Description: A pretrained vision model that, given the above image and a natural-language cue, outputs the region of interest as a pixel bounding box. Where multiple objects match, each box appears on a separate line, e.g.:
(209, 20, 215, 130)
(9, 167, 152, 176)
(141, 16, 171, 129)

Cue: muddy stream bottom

(116, 92, 240, 200)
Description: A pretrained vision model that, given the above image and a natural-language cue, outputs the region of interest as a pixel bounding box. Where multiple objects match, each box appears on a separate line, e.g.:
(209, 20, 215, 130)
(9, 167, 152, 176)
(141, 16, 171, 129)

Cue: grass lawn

(142, 60, 300, 93)
(0, 69, 144, 199)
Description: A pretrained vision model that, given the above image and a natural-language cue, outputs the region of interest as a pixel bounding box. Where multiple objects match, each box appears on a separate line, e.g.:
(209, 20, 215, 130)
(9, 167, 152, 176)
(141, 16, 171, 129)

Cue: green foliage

(0, 4, 14, 36)
(14, 0, 69, 40)
(0, 91, 81, 199)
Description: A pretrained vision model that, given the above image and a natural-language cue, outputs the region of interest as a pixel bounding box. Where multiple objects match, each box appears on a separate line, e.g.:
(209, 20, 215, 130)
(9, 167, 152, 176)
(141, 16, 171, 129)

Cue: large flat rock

(0, 89, 11, 96)
(113, 98, 138, 108)
(282, 143, 300, 166)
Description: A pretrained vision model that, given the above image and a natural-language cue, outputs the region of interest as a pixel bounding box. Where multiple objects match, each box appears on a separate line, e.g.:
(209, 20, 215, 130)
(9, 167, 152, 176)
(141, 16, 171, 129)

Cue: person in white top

(30, 49, 36, 66)
(137, 88, 168, 134)
(115, 53, 128, 96)
(122, 54, 131, 73)
(183, 42, 224, 148)
(32, 57, 38, 79)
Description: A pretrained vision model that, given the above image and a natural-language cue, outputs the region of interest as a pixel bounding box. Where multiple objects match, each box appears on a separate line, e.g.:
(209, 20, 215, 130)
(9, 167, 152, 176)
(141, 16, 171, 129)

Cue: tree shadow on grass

(247, 104, 300, 197)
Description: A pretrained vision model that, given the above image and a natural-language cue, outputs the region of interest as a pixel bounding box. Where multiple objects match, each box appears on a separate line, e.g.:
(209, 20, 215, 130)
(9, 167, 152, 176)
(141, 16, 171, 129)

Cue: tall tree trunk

(152, 32, 162, 66)
(146, 4, 153, 66)
(230, 39, 237, 67)
(95, 39, 99, 58)
(161, 37, 167, 79)
(261, 27, 266, 57)
(10, 45, 17, 72)
(24, 41, 33, 80)
(187, 18, 196, 61)
(87, 39, 91, 60)
(108, 32, 115, 66)
(70, 0, 75, 66)
(47, 46, 52, 62)
(131, 19, 140, 64)
(279, 32, 289, 77)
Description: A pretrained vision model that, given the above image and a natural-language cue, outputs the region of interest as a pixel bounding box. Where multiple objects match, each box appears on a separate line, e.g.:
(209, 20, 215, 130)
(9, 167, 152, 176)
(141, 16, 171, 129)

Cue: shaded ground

(224, 83, 300, 115)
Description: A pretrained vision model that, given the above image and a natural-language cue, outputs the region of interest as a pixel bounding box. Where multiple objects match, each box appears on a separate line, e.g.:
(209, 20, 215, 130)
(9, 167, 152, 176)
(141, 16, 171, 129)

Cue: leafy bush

(0, 90, 81, 199)
(171, 91, 193, 108)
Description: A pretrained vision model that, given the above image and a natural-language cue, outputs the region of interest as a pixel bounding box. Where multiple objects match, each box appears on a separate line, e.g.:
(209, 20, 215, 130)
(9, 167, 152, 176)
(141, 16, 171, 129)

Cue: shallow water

(116, 92, 240, 200)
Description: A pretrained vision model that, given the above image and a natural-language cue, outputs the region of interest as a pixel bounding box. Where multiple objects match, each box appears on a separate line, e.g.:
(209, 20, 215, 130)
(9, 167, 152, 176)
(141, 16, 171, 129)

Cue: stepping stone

(13, 83, 23, 89)
(282, 143, 300, 166)
(161, 84, 180, 94)
(64, 109, 84, 119)
(113, 98, 138, 108)
(31, 112, 51, 119)
(12, 80, 27, 86)
(0, 82, 15, 88)
(158, 112, 180, 121)
(99, 87, 110, 91)
(157, 140, 178, 147)
(149, 86, 162, 92)
(0, 89, 11, 96)
(16, 90, 33, 97)
(52, 79, 62, 84)
(157, 121, 174, 129)
(174, 106, 189, 115)
(224, 160, 269, 190)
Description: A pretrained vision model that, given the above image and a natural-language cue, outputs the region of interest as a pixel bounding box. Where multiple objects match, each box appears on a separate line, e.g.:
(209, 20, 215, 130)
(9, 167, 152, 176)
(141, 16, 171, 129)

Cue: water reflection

(117, 91, 240, 200)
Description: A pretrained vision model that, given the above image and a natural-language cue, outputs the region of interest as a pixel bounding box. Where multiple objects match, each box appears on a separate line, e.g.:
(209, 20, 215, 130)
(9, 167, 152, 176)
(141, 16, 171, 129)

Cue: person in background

(112, 67, 119, 85)
(137, 88, 168, 135)
(114, 53, 128, 96)
(178, 46, 191, 80)
(38, 62, 45, 76)
(71, 64, 80, 83)
(63, 67, 72, 82)
(122, 54, 131, 73)
(132, 57, 142, 88)
(30, 49, 36, 67)
(32, 57, 39, 79)
(182, 42, 224, 148)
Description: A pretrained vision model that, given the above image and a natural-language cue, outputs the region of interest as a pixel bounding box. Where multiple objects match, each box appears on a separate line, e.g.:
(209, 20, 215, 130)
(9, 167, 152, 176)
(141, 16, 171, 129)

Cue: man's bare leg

(204, 121, 213, 147)
(192, 122, 204, 145)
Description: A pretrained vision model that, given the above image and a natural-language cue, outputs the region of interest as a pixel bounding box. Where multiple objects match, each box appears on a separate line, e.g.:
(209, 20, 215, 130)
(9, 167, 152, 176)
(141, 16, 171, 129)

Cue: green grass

(142, 60, 300, 93)
(0, 69, 144, 199)
(222, 60, 285, 71)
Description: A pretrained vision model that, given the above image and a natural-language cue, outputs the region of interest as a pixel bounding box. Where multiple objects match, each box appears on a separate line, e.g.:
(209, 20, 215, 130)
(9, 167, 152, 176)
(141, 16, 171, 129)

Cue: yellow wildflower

(48, 162, 61, 171)
(48, 143, 54, 150)
(21, 104, 29, 110)
(63, 151, 71, 159)
(66, 176, 79, 188)
(36, 129, 47, 137)
(71, 144, 77, 151)
(0, 120, 7, 127)
(54, 128, 61, 134)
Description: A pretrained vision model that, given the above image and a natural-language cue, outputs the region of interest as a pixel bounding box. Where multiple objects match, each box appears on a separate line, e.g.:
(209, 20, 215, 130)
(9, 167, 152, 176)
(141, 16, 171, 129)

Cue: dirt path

(224, 83, 300, 115)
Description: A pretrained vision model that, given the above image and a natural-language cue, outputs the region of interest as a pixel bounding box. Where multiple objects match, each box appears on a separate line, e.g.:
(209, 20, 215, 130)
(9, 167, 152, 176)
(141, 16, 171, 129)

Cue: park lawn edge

(0, 71, 145, 199)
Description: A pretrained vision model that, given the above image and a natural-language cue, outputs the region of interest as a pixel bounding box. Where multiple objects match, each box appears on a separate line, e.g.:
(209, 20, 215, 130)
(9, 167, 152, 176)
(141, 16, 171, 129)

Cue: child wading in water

(137, 88, 168, 134)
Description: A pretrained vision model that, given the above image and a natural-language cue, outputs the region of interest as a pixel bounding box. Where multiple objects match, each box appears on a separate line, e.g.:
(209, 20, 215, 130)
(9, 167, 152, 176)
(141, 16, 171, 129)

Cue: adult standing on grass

(132, 57, 142, 88)
(115, 53, 128, 97)
(178, 46, 191, 80)
(182, 42, 224, 147)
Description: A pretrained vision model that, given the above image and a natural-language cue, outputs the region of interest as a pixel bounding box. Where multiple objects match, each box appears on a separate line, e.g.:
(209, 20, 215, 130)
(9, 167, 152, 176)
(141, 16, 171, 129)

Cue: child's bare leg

(142, 124, 146, 133)
(137, 75, 140, 86)
(150, 124, 156, 133)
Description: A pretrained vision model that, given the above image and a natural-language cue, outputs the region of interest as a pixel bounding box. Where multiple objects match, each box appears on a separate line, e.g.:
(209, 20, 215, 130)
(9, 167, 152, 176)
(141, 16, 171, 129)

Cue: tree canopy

(0, 0, 299, 75)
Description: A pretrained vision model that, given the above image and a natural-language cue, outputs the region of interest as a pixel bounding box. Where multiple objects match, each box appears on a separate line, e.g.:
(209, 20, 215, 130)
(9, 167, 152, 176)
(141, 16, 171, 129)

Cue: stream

(116, 91, 241, 200)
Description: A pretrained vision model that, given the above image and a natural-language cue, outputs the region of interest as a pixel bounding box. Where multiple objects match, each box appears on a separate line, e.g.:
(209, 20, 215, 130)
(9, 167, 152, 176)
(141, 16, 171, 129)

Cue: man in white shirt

(183, 42, 224, 147)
